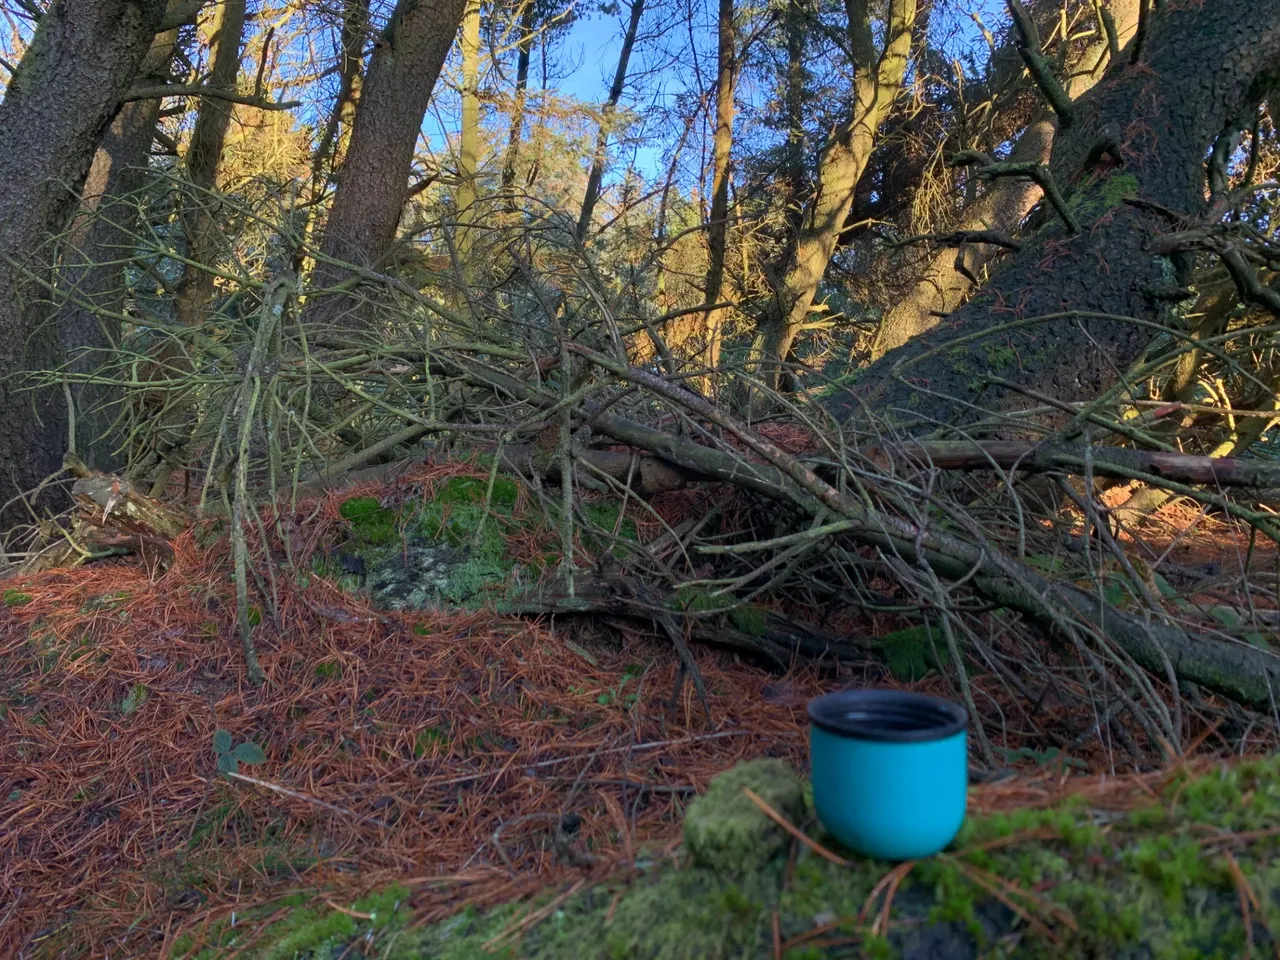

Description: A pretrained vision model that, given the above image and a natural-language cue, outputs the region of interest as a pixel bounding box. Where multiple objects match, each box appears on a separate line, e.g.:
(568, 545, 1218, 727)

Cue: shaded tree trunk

(500, 0, 536, 190)
(55, 25, 181, 470)
(780, 0, 806, 229)
(174, 0, 249, 328)
(309, 0, 468, 327)
(870, 0, 1142, 358)
(575, 0, 645, 242)
(754, 0, 916, 391)
(699, 0, 737, 378)
(311, 0, 371, 191)
(835, 0, 1280, 434)
(0, 0, 169, 530)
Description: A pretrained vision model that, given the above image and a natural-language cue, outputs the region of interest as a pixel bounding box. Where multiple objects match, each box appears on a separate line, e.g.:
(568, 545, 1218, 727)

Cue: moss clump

(338, 496, 399, 546)
(683, 758, 804, 875)
(3, 589, 32, 607)
(434, 475, 520, 509)
(585, 499, 640, 552)
(873, 624, 942, 681)
(728, 604, 767, 637)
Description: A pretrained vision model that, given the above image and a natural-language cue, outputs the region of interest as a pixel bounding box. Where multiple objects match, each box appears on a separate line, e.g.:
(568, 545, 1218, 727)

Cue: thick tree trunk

(575, 0, 645, 242)
(870, 0, 1141, 359)
(55, 27, 180, 470)
(754, 0, 916, 391)
(500, 0, 536, 191)
(174, 0, 249, 328)
(834, 0, 1280, 433)
(700, 0, 736, 377)
(309, 0, 468, 327)
(0, 0, 169, 530)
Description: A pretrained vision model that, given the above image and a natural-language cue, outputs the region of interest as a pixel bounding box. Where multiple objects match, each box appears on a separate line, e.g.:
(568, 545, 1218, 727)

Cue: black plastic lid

(807, 689, 968, 743)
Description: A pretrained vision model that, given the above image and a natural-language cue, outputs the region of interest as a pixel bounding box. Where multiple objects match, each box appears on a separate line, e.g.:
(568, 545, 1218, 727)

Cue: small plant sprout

(213, 729, 267, 775)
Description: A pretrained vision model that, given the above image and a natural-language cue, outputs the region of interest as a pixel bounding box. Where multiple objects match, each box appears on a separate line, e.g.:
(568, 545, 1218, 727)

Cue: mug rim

(808, 688, 968, 743)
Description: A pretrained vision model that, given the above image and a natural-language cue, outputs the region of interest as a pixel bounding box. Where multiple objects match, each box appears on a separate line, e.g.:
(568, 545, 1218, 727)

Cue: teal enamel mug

(808, 689, 968, 860)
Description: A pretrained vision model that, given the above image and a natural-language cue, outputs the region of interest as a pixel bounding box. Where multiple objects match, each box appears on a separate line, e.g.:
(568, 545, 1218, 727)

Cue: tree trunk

(174, 0, 249, 328)
(309, 0, 468, 327)
(870, 0, 1142, 359)
(455, 0, 481, 263)
(500, 0, 536, 191)
(55, 26, 181, 470)
(754, 0, 916, 391)
(835, 0, 1280, 433)
(575, 0, 645, 243)
(0, 0, 169, 530)
(700, 0, 736, 378)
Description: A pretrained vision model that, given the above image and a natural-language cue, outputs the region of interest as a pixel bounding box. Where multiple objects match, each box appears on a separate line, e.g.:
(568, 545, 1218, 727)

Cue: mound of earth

(186, 754, 1280, 958)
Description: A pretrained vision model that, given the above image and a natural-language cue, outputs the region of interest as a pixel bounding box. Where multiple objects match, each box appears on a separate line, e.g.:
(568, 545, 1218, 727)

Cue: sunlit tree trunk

(174, 0, 248, 328)
(309, 0, 468, 327)
(870, 0, 1141, 358)
(575, 0, 645, 242)
(0, 0, 170, 528)
(456, 0, 482, 263)
(755, 0, 916, 391)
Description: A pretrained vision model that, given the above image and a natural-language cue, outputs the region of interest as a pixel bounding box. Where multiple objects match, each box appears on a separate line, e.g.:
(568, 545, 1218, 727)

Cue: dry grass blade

(741, 787, 852, 867)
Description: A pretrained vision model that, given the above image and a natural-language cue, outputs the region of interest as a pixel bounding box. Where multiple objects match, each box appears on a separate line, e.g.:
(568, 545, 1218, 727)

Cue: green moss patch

(4, 588, 33, 607)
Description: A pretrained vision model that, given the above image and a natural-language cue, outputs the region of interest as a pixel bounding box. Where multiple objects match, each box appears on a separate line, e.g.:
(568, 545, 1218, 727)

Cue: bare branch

(121, 85, 300, 111)
(1006, 0, 1074, 127)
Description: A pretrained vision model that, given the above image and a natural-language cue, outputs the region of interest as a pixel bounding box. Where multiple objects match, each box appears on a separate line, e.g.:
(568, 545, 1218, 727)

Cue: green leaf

(215, 752, 238, 774)
(1209, 606, 1241, 627)
(119, 683, 148, 715)
(233, 742, 267, 765)
(1152, 573, 1177, 600)
(1103, 579, 1128, 608)
(212, 729, 233, 754)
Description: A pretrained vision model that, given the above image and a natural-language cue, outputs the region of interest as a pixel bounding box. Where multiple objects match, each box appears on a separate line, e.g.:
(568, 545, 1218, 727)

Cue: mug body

(808, 689, 968, 860)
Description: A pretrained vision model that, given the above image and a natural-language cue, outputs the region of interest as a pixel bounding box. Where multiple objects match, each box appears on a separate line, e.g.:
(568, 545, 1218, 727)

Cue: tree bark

(575, 0, 645, 242)
(754, 0, 916, 391)
(174, 0, 249, 328)
(870, 0, 1141, 359)
(834, 0, 1280, 434)
(309, 0, 468, 327)
(55, 25, 180, 471)
(700, 0, 736, 377)
(0, 0, 169, 530)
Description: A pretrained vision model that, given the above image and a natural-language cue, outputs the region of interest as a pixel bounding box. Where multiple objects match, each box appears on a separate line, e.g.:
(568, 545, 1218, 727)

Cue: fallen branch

(866, 440, 1280, 492)
(567, 345, 1280, 711)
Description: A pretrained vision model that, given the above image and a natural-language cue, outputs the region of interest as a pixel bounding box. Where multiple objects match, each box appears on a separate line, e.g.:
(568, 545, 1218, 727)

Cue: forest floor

(1, 459, 1276, 956)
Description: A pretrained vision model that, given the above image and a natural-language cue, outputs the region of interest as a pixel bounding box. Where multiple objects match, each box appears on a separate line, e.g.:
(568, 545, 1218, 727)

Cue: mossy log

(197, 755, 1280, 959)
